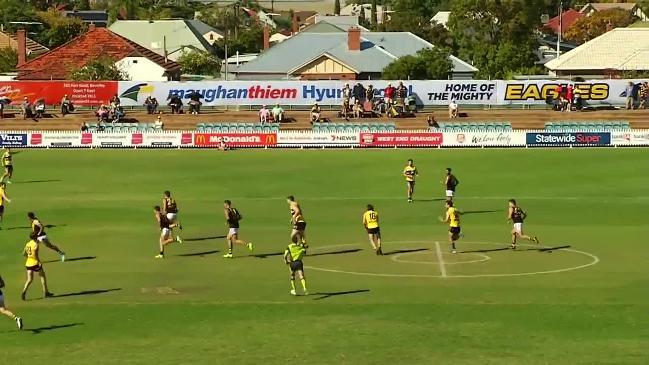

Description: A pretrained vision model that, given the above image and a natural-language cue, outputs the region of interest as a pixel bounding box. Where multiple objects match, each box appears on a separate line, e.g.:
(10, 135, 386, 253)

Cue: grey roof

(109, 20, 215, 61)
(186, 20, 223, 37)
(235, 31, 478, 75)
(314, 15, 367, 31)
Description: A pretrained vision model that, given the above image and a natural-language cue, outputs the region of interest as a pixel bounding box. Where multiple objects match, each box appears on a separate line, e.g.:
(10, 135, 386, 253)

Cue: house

(187, 20, 224, 45)
(341, 3, 390, 24)
(302, 15, 368, 31)
(580, 2, 648, 20)
(16, 26, 181, 81)
(545, 28, 649, 77)
(269, 30, 291, 44)
(63, 10, 109, 27)
(0, 30, 49, 58)
(430, 11, 451, 28)
(109, 20, 217, 62)
(233, 27, 478, 80)
(292, 11, 317, 28)
(242, 7, 277, 29)
(544, 9, 584, 34)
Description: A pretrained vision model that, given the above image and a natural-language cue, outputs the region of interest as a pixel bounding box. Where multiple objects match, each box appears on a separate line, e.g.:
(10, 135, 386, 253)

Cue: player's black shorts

(407, 180, 415, 187)
(294, 221, 307, 231)
(26, 264, 42, 272)
(449, 227, 461, 235)
(289, 260, 304, 272)
(366, 227, 381, 235)
(5, 165, 12, 173)
(0, 205, 4, 214)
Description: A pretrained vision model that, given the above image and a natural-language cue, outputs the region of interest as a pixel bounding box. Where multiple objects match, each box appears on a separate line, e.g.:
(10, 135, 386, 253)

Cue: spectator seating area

(196, 123, 281, 133)
(436, 122, 513, 132)
(312, 122, 397, 132)
(545, 121, 631, 131)
(87, 122, 160, 132)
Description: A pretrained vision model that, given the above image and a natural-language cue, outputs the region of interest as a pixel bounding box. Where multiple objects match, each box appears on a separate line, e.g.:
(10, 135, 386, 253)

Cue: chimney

(89, 23, 96, 32)
(348, 27, 361, 51)
(263, 24, 270, 50)
(291, 15, 298, 35)
(16, 29, 27, 67)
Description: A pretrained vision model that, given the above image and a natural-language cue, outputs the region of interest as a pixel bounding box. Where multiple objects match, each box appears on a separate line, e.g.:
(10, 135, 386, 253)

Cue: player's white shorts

(445, 190, 455, 198)
(513, 223, 523, 234)
(166, 213, 177, 221)
(161, 228, 171, 238)
(228, 228, 239, 236)
(36, 235, 49, 243)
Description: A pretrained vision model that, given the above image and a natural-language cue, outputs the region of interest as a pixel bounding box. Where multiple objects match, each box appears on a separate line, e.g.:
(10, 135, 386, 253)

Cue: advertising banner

(30, 132, 82, 147)
(0, 81, 117, 106)
(444, 132, 526, 146)
(93, 133, 132, 147)
(611, 131, 649, 145)
(0, 133, 28, 147)
(526, 132, 611, 145)
(360, 132, 443, 147)
(131, 132, 194, 147)
(277, 132, 359, 145)
(193, 133, 277, 147)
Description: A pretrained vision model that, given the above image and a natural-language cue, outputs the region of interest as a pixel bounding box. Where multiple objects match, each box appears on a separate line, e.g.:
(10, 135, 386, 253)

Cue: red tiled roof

(545, 9, 584, 34)
(17, 27, 180, 80)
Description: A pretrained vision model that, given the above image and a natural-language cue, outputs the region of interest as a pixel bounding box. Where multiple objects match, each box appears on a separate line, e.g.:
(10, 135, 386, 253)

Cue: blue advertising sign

(0, 133, 27, 147)
(526, 132, 610, 145)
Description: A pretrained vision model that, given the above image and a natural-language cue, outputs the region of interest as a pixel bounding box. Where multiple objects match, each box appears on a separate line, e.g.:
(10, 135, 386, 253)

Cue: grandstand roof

(545, 28, 649, 71)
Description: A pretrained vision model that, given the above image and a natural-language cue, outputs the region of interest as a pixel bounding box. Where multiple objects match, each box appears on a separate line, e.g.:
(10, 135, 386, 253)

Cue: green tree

(371, 0, 378, 28)
(177, 50, 221, 76)
(76, 0, 91, 10)
(0, 47, 18, 73)
(564, 9, 638, 44)
(335, 0, 341, 15)
(69, 56, 129, 80)
(213, 24, 263, 58)
(0, 0, 36, 32)
(37, 9, 88, 49)
(382, 47, 452, 80)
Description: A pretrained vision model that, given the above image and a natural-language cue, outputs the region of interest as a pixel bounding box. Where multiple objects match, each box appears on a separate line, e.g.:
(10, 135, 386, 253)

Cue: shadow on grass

(5, 224, 66, 231)
(177, 250, 220, 257)
(461, 247, 511, 254)
(183, 235, 226, 242)
(29, 322, 84, 334)
(253, 252, 284, 259)
(308, 248, 362, 257)
(312, 289, 371, 300)
(43, 256, 96, 264)
(461, 210, 501, 215)
(15, 179, 63, 184)
(383, 248, 428, 256)
(527, 245, 571, 252)
(413, 198, 447, 203)
(54, 288, 122, 298)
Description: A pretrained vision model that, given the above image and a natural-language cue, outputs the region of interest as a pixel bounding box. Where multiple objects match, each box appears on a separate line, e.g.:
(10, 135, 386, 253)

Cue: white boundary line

(434, 242, 447, 278)
(305, 241, 600, 279)
(391, 251, 491, 265)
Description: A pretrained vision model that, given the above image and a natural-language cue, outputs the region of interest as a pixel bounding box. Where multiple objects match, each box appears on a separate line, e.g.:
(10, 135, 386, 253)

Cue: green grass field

(1, 148, 648, 364)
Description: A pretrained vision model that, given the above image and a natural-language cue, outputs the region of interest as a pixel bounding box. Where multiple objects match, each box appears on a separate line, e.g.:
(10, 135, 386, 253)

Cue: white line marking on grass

(434, 242, 447, 278)
(391, 251, 490, 265)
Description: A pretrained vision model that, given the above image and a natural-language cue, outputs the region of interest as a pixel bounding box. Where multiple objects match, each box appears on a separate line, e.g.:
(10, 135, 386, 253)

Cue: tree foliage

(382, 47, 452, 80)
(212, 24, 263, 59)
(0, 0, 36, 33)
(177, 50, 221, 76)
(564, 9, 638, 44)
(69, 56, 129, 81)
(37, 9, 88, 49)
(0, 47, 18, 73)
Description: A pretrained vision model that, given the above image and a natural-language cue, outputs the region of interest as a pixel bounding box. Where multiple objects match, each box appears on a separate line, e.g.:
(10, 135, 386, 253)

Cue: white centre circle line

(391, 251, 491, 265)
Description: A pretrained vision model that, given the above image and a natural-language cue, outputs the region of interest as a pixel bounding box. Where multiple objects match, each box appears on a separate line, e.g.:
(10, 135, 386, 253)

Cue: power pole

(557, 0, 562, 60)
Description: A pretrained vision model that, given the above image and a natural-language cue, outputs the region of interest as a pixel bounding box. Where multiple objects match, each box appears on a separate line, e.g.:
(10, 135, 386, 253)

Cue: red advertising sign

(194, 133, 277, 147)
(81, 133, 93, 145)
(0, 81, 118, 106)
(360, 132, 443, 147)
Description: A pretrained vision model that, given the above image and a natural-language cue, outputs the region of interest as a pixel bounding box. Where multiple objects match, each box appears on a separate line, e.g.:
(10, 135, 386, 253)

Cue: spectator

(353, 99, 363, 119)
(145, 95, 159, 114)
(384, 83, 395, 105)
(218, 140, 229, 151)
(110, 94, 121, 107)
(396, 81, 407, 106)
(448, 100, 459, 118)
(573, 88, 583, 111)
(271, 103, 284, 123)
(566, 85, 574, 112)
(168, 95, 183, 114)
(20, 97, 32, 119)
(0, 98, 5, 119)
(97, 105, 109, 122)
(112, 105, 125, 123)
(80, 122, 89, 132)
(34, 99, 46, 119)
(625, 81, 635, 110)
(188, 91, 202, 114)
(258, 105, 270, 123)
(310, 103, 321, 123)
(97, 119, 106, 132)
(342, 83, 352, 114)
(639, 82, 648, 109)
(353, 82, 366, 104)
(427, 113, 439, 129)
(154, 115, 164, 130)
(61, 94, 74, 116)
(366, 84, 375, 103)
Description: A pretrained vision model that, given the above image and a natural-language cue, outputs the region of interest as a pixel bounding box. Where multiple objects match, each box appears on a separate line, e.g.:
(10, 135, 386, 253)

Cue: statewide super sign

(526, 132, 611, 145)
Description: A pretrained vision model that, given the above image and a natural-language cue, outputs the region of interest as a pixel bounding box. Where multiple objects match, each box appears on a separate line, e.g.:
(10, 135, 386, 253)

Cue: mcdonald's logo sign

(195, 133, 208, 145)
(193, 133, 277, 147)
(265, 134, 276, 145)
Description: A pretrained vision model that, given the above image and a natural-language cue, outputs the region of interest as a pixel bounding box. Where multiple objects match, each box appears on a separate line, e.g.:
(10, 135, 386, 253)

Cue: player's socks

(44, 292, 54, 298)
(247, 242, 254, 252)
(290, 280, 296, 291)
(16, 317, 23, 330)
(176, 236, 182, 244)
(533, 236, 540, 244)
(59, 251, 66, 262)
(300, 279, 307, 292)
(20, 292, 25, 301)
(8, 313, 16, 320)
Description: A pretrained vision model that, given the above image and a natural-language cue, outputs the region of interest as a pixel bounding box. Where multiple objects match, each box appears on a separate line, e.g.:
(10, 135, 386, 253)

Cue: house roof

(545, 9, 584, 34)
(314, 15, 367, 31)
(545, 28, 649, 71)
(63, 10, 109, 25)
(16, 27, 180, 80)
(581, 2, 638, 12)
(430, 11, 451, 27)
(235, 30, 478, 75)
(109, 20, 215, 61)
(301, 21, 352, 33)
(0, 31, 49, 56)
(186, 19, 223, 37)
(293, 11, 317, 24)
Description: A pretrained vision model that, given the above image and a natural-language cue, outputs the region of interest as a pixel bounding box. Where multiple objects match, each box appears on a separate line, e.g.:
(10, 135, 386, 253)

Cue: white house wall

(116, 57, 169, 81)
